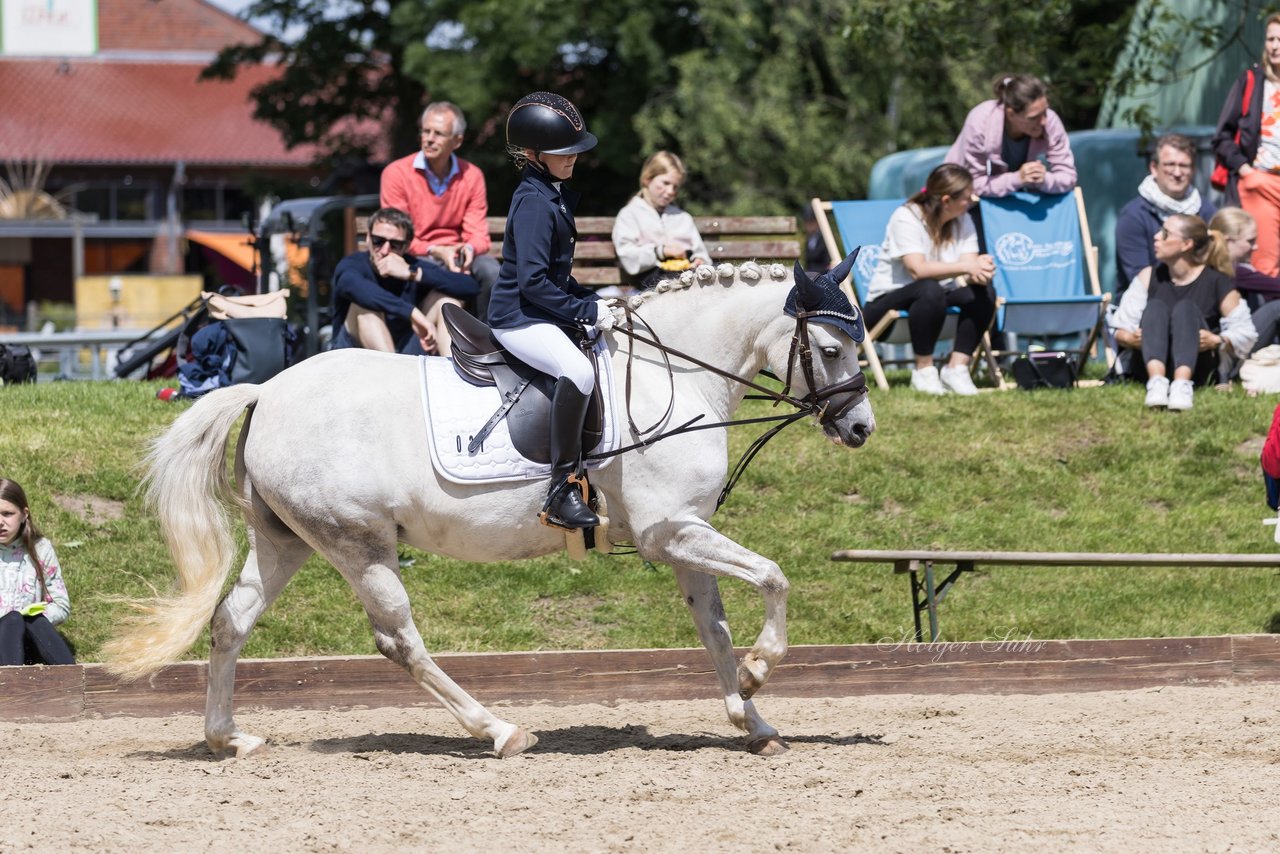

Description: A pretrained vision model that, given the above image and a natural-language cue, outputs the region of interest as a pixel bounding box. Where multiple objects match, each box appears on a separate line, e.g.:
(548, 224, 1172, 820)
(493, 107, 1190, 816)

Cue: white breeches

(491, 322, 595, 395)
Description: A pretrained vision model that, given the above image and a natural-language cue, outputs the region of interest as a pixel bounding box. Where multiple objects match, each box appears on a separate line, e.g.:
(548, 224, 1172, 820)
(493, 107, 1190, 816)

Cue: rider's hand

(593, 302, 626, 332)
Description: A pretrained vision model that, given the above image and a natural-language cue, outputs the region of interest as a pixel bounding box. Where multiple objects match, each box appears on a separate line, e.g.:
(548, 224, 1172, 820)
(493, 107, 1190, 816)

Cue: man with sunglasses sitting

(330, 206, 478, 356)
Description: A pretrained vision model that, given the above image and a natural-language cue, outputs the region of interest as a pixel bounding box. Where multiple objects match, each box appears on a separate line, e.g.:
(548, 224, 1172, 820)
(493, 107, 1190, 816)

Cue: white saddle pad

(420, 339, 619, 485)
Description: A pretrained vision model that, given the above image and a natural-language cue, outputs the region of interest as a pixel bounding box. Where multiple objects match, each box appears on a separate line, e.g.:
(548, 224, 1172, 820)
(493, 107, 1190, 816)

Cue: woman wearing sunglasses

(330, 206, 479, 356)
(1108, 214, 1254, 409)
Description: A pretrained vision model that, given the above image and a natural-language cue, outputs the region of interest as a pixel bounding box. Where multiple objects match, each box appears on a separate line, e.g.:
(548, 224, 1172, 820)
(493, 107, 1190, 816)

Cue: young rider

(487, 92, 624, 530)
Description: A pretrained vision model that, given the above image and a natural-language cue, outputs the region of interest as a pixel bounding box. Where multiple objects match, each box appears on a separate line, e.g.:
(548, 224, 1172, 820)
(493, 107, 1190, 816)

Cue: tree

(629, 0, 1135, 213)
(201, 0, 427, 164)
(205, 0, 1136, 215)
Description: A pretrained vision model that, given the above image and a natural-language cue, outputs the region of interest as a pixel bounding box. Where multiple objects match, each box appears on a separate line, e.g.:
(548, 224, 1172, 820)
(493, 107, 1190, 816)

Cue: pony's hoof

(235, 738, 269, 759)
(208, 733, 268, 759)
(748, 736, 789, 757)
(495, 728, 538, 758)
(737, 657, 767, 700)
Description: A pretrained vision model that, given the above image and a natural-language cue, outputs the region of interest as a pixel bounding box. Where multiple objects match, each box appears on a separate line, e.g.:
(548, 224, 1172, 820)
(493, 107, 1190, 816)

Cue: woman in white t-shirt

(864, 163, 997, 395)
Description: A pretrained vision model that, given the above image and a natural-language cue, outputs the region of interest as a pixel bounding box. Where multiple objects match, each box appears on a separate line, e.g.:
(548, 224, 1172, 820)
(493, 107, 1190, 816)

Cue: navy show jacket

(487, 165, 601, 330)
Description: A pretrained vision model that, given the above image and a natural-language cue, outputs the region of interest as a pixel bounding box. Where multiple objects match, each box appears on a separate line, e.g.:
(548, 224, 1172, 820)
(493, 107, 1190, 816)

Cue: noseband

(780, 309, 869, 426)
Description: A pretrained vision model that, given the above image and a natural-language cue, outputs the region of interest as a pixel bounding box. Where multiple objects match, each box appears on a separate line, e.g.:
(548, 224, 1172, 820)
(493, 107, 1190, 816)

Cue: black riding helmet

(506, 92, 597, 155)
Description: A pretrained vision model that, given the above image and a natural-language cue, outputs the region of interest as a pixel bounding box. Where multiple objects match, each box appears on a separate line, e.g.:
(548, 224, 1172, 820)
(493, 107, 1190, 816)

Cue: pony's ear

(827, 249, 859, 285)
(793, 260, 822, 309)
(792, 259, 811, 285)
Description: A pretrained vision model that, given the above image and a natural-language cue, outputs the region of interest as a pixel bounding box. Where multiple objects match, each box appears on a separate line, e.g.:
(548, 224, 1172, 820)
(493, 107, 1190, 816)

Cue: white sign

(1, 0, 98, 57)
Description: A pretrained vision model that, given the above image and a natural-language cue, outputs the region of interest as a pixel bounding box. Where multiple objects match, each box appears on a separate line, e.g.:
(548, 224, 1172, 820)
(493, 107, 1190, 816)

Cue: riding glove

(593, 302, 627, 332)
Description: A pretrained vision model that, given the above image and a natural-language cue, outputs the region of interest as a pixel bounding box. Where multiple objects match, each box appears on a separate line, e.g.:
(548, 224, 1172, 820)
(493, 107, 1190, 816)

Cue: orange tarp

(185, 230, 256, 272)
(185, 230, 310, 291)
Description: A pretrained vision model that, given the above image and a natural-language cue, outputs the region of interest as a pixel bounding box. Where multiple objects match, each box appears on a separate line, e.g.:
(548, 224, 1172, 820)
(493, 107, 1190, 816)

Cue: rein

(585, 303, 868, 509)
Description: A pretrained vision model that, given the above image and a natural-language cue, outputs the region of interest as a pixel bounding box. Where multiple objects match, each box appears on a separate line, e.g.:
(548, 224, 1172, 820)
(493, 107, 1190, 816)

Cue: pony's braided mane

(623, 261, 792, 309)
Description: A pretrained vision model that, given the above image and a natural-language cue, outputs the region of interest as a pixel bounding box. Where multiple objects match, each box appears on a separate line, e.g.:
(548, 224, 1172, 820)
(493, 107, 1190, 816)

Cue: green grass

(1, 376, 1277, 662)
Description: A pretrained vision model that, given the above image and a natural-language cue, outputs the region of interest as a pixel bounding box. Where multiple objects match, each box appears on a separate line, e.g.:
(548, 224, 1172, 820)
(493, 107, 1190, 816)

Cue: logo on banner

(854, 245, 880, 285)
(994, 232, 1075, 269)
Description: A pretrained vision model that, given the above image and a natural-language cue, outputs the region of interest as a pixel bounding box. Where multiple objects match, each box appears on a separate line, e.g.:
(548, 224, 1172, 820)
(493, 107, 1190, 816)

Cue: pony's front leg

(672, 567, 787, 755)
(640, 519, 789, 697)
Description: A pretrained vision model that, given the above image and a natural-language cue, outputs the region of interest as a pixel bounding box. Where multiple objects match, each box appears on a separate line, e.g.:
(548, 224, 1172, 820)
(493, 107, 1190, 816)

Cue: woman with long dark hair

(863, 163, 997, 395)
(0, 477, 74, 665)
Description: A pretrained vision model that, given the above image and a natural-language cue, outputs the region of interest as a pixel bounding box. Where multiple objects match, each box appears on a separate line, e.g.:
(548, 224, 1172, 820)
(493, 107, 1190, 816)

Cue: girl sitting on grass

(0, 477, 75, 665)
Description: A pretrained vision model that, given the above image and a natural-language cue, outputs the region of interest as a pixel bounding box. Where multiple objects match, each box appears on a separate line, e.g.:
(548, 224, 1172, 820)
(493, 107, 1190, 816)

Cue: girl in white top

(0, 477, 74, 665)
(612, 151, 711, 289)
(863, 163, 997, 395)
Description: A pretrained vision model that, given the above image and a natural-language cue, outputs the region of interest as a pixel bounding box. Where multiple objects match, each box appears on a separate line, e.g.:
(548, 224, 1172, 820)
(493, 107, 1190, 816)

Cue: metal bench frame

(830, 549, 1280, 642)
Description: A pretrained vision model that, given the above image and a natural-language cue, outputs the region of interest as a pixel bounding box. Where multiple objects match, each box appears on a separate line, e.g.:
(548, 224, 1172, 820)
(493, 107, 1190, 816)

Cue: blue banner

(980, 191, 1083, 302)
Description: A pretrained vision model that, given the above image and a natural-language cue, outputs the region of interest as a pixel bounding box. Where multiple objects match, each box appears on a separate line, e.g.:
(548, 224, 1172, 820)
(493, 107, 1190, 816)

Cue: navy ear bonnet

(783, 251, 865, 344)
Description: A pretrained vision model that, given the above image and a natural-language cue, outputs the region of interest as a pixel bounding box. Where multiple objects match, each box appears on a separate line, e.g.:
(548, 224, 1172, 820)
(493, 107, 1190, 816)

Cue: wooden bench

(830, 549, 1280, 642)
(354, 214, 801, 288)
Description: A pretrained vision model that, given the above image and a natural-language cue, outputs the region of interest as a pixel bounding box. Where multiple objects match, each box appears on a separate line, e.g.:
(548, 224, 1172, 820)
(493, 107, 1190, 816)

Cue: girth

(440, 304, 604, 462)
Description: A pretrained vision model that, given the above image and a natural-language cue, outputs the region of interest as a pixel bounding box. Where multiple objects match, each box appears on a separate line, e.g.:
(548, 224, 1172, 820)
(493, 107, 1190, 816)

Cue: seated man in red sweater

(380, 101, 499, 317)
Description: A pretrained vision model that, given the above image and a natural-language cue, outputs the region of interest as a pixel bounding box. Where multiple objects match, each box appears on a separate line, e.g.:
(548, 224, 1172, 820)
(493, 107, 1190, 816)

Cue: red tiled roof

(98, 0, 262, 53)
(0, 59, 320, 166)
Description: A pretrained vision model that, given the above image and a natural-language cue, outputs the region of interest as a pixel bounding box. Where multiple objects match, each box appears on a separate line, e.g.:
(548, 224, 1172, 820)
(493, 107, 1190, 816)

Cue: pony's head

(778, 253, 875, 448)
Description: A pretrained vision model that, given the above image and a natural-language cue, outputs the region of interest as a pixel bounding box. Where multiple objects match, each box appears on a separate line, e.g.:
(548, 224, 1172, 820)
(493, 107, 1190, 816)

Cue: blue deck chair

(978, 188, 1113, 375)
(813, 197, 991, 391)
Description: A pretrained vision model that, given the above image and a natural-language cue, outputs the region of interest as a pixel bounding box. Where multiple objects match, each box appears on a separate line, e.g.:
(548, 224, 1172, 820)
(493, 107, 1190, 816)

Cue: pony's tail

(101, 384, 262, 680)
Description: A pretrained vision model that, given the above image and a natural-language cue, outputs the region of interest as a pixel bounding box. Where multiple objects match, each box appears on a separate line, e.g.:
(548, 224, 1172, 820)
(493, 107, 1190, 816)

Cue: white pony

(104, 257, 875, 758)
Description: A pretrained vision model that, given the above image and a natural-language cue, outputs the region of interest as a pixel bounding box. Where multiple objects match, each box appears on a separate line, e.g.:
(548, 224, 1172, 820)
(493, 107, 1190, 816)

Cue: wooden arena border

(3, 635, 1279, 722)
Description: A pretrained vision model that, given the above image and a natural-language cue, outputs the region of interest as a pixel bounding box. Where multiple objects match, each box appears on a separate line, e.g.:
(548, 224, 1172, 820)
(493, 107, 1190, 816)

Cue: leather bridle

(587, 302, 869, 509)
(779, 306, 870, 428)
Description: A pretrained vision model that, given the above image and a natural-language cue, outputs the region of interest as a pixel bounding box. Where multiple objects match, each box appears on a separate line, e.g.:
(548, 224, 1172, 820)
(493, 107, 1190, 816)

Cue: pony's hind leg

(672, 566, 786, 756)
(205, 518, 313, 758)
(324, 537, 537, 758)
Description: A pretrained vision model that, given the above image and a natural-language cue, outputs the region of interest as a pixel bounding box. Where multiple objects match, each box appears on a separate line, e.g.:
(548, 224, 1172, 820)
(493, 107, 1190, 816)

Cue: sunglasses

(370, 234, 408, 252)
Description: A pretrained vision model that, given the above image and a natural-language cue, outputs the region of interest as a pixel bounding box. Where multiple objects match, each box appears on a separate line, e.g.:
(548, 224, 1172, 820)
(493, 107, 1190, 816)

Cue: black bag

(1010, 351, 1076, 390)
(223, 317, 291, 384)
(0, 343, 37, 385)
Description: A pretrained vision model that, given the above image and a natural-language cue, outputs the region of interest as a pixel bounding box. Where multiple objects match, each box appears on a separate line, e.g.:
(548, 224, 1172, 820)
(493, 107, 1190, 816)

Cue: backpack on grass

(0, 343, 37, 385)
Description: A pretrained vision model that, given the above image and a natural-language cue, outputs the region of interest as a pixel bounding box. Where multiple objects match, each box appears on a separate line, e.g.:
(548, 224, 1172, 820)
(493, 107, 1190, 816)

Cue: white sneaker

(1168, 379, 1194, 410)
(1144, 376, 1170, 408)
(939, 365, 979, 396)
(910, 366, 947, 395)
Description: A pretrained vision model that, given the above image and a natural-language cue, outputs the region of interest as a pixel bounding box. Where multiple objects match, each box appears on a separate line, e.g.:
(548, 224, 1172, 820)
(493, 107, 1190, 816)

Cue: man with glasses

(330, 207, 477, 356)
(380, 101, 500, 316)
(1115, 134, 1216, 294)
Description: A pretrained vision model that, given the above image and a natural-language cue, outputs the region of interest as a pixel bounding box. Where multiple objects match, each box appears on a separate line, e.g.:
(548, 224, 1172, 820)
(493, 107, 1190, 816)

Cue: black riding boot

(542, 377, 599, 529)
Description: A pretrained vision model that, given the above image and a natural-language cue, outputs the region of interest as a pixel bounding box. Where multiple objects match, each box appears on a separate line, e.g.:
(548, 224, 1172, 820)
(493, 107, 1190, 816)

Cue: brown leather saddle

(441, 303, 604, 463)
